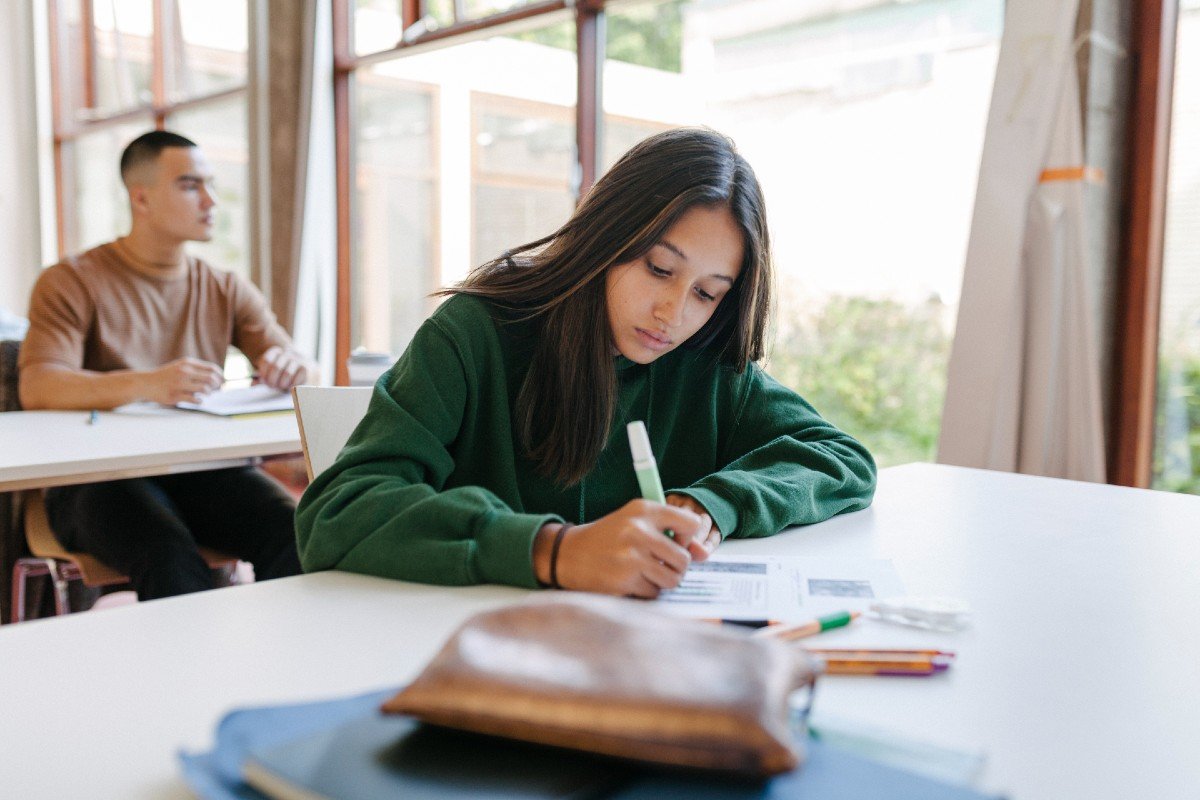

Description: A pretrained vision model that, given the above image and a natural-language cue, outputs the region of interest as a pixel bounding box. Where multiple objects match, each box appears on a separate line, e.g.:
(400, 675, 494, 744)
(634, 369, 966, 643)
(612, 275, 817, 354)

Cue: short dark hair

(119, 130, 197, 185)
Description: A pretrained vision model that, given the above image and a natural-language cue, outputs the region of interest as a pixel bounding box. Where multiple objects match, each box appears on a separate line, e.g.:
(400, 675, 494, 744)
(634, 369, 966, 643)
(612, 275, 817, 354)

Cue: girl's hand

(666, 494, 721, 560)
(535, 500, 709, 598)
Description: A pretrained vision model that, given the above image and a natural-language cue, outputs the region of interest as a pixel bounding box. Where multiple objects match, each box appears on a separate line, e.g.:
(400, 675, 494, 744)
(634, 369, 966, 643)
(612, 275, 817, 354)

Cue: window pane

(472, 21, 576, 267)
(353, 0, 403, 57)
(425, 0, 454, 28)
(348, 19, 576, 357)
(71, 119, 153, 251)
(464, 0, 531, 18)
(353, 66, 437, 355)
(1153, 1, 1200, 494)
(168, 96, 250, 279)
(473, 93, 575, 266)
(423, 0, 542, 27)
(73, 0, 155, 119)
(173, 0, 248, 100)
(603, 0, 1003, 468)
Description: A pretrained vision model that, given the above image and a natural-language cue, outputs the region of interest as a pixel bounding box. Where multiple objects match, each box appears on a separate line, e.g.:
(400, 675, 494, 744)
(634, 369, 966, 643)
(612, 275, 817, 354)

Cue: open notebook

(177, 385, 294, 417)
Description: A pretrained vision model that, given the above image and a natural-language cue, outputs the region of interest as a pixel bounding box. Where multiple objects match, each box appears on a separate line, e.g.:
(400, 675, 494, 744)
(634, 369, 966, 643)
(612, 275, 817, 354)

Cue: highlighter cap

(626, 420, 655, 464)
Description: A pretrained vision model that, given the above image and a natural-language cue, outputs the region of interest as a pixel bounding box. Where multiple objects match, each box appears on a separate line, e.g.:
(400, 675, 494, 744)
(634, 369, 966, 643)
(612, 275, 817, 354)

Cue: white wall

(0, 1, 48, 319)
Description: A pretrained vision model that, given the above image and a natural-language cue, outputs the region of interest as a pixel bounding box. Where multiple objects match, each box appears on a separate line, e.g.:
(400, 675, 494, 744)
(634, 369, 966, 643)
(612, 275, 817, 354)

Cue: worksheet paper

(654, 555, 904, 622)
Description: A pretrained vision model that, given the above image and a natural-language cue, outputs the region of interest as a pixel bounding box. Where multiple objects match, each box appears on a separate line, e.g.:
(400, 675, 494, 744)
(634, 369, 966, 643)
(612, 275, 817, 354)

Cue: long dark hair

(444, 127, 772, 486)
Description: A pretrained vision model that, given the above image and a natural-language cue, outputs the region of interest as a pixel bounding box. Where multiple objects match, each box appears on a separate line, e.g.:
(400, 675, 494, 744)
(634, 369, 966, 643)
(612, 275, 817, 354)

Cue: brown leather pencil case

(382, 593, 818, 776)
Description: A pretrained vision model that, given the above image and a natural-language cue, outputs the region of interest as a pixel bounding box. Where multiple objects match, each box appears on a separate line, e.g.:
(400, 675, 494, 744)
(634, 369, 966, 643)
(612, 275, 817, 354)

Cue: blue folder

(180, 687, 1004, 800)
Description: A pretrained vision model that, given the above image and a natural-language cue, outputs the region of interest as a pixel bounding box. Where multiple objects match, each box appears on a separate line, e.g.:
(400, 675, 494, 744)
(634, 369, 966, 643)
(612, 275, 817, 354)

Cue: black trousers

(45, 467, 303, 601)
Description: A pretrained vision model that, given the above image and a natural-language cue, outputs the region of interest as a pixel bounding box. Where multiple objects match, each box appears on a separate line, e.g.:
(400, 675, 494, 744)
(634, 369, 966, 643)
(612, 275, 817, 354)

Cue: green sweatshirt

(295, 294, 876, 588)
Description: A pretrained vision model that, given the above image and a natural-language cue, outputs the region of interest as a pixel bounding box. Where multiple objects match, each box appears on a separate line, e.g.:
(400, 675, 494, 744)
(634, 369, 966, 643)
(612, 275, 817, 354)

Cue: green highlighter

(626, 420, 674, 539)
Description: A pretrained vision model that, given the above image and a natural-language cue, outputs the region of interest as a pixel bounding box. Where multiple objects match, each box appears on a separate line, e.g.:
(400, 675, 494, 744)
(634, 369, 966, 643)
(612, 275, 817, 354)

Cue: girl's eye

(695, 287, 716, 302)
(647, 261, 670, 277)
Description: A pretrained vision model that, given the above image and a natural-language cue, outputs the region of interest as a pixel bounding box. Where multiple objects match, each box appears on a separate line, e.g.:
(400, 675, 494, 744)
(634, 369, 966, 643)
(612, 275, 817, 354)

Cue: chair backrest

(1, 339, 22, 412)
(292, 386, 374, 482)
(1, 340, 21, 622)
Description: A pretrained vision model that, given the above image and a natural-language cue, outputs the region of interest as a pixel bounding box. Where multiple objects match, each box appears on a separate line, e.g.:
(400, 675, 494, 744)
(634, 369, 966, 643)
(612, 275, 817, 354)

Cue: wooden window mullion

(82, 0, 97, 111)
(49, 0, 68, 256)
(575, 0, 604, 201)
(152, 0, 168, 109)
(1111, 0, 1180, 487)
(403, 0, 421, 30)
(334, 0, 353, 386)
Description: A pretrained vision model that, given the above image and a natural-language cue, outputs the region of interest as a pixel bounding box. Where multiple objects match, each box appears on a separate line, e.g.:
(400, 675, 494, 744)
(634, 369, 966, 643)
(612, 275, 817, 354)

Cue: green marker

(626, 420, 674, 539)
(752, 610, 862, 641)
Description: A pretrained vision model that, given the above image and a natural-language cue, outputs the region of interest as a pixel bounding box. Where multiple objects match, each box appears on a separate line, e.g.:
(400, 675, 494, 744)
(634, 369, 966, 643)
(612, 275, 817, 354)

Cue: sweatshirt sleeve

(673, 366, 877, 540)
(294, 317, 558, 588)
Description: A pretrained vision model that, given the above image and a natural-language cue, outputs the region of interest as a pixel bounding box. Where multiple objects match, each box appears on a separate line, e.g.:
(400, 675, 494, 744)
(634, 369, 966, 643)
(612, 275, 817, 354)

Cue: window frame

(1112, 0, 1181, 487)
(46, 0, 251, 263)
(332, 0, 605, 385)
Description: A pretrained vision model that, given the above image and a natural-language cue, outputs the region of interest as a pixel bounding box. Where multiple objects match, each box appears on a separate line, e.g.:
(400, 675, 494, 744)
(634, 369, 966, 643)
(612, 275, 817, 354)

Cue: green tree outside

(767, 295, 952, 468)
(1154, 342, 1200, 495)
(513, 1, 684, 72)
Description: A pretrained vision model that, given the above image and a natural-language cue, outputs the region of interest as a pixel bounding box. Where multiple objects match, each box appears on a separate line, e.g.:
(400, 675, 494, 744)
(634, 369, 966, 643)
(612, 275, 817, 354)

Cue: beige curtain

(264, 0, 316, 335)
(257, 0, 335, 378)
(291, 0, 338, 377)
(938, 0, 1113, 482)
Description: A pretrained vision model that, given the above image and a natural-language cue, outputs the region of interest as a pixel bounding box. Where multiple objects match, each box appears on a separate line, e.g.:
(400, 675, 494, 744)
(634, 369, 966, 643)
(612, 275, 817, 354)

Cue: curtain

(262, 0, 336, 379)
(937, 0, 1112, 482)
(265, 0, 313, 334)
(291, 0, 337, 379)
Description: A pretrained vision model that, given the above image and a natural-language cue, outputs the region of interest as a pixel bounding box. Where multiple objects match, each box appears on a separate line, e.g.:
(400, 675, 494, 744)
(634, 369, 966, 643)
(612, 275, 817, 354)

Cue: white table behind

(1, 463, 1197, 799)
(0, 405, 301, 490)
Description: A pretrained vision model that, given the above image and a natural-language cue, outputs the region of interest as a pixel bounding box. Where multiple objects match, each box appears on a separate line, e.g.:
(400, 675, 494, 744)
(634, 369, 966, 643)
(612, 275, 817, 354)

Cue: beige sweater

(20, 240, 291, 373)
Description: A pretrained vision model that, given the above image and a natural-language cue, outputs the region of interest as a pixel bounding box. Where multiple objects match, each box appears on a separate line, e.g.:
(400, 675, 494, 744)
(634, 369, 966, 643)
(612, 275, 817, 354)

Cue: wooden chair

(2, 337, 239, 623)
(291, 386, 374, 481)
(1, 338, 23, 623)
(10, 491, 241, 623)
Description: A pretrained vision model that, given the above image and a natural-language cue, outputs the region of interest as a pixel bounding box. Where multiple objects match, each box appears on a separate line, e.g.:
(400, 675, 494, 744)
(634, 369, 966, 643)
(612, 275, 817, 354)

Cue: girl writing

(296, 128, 876, 598)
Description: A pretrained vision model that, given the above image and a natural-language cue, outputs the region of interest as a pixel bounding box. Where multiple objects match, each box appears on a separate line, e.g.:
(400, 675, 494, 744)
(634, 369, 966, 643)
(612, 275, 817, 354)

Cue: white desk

(1, 463, 1197, 799)
(0, 405, 301, 491)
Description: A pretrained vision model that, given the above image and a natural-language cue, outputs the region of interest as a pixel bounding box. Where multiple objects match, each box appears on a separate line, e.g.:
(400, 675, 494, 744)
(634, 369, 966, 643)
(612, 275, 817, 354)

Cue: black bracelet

(549, 523, 572, 590)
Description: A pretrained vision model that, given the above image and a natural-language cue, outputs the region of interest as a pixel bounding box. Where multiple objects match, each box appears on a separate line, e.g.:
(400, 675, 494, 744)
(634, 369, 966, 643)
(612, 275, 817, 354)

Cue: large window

(50, 0, 250, 277)
(1154, 0, 1200, 494)
(341, 5, 579, 359)
(337, 0, 1003, 468)
(602, 0, 1003, 468)
(333, 1, 1200, 493)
